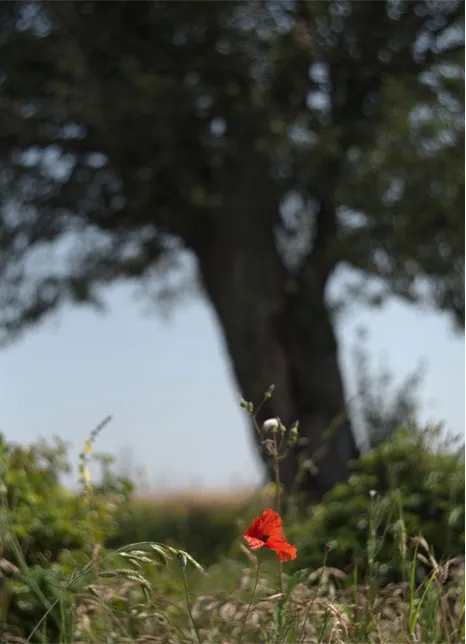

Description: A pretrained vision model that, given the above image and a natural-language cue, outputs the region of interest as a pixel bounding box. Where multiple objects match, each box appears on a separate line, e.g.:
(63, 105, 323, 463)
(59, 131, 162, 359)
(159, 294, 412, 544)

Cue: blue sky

(1, 274, 464, 491)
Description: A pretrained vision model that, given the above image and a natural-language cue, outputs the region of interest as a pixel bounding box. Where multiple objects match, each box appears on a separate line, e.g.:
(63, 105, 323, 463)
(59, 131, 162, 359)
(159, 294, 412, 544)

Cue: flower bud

(262, 439, 276, 456)
(288, 421, 299, 444)
(239, 396, 248, 409)
(262, 417, 280, 433)
(264, 384, 276, 400)
(177, 552, 187, 568)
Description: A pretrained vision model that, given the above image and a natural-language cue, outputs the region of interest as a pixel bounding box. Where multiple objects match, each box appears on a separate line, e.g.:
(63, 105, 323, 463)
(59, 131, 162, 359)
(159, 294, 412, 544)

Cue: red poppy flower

(244, 508, 297, 562)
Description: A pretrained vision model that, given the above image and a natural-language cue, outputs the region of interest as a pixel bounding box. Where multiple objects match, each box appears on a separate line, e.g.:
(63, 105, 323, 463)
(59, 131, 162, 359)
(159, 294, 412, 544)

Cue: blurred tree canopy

(0, 1, 464, 499)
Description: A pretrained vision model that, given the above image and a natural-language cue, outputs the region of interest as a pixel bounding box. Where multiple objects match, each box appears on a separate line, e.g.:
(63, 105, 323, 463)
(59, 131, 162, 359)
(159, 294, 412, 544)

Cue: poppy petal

(244, 516, 264, 540)
(258, 508, 283, 536)
(266, 535, 297, 561)
(244, 535, 265, 551)
(276, 546, 297, 562)
(244, 508, 297, 562)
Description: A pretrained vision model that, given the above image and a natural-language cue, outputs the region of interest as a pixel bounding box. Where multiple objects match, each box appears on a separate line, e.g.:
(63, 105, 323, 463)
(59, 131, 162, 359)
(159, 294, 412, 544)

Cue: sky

(1, 271, 464, 492)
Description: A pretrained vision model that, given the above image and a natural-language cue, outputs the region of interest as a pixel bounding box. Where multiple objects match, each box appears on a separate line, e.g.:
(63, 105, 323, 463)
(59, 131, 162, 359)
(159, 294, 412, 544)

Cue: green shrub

(290, 425, 465, 585)
(107, 498, 257, 566)
(0, 432, 133, 642)
(0, 434, 132, 562)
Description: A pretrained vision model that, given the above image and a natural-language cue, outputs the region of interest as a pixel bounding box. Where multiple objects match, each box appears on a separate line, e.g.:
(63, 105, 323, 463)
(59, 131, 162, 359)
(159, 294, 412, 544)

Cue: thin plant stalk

(456, 581, 465, 640)
(297, 548, 329, 644)
(181, 567, 202, 644)
(238, 561, 261, 644)
(272, 431, 285, 595)
(409, 568, 438, 636)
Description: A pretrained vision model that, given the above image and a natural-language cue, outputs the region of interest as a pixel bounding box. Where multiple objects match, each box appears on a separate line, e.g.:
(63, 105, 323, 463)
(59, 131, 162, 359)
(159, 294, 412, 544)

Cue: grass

(5, 524, 462, 643)
(0, 394, 464, 643)
(1, 484, 464, 642)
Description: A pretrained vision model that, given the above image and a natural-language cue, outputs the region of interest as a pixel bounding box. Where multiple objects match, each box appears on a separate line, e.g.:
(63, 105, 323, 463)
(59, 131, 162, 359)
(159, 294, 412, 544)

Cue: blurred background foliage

(289, 426, 464, 586)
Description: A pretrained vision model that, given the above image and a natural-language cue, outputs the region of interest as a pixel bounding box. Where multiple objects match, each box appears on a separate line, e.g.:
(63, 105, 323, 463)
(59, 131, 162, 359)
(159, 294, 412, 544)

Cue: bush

(0, 432, 133, 642)
(290, 425, 465, 585)
(107, 492, 262, 566)
(0, 433, 132, 562)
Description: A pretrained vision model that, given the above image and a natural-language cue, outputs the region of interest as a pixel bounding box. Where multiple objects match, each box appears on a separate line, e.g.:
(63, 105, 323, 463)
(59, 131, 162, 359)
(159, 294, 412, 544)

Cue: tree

(0, 1, 463, 499)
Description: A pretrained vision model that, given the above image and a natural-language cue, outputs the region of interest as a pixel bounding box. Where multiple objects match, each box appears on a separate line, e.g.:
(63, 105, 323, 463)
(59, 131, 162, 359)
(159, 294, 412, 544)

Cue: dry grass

(133, 487, 258, 512)
(67, 551, 465, 644)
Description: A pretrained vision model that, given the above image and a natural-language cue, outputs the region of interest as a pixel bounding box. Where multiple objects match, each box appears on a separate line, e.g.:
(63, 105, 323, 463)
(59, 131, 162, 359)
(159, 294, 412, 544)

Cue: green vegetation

(0, 411, 463, 643)
(290, 426, 465, 585)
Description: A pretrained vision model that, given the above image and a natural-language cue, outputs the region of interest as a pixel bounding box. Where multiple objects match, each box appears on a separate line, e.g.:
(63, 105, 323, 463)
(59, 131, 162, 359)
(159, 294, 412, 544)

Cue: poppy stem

(272, 437, 285, 595)
(238, 560, 261, 644)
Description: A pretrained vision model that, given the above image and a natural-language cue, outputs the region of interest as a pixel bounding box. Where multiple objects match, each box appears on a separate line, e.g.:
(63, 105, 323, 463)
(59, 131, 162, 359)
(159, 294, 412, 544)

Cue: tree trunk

(189, 187, 359, 501)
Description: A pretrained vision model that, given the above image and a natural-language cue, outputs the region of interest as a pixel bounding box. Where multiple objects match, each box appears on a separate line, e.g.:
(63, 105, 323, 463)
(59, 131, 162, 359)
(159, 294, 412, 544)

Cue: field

(0, 422, 464, 643)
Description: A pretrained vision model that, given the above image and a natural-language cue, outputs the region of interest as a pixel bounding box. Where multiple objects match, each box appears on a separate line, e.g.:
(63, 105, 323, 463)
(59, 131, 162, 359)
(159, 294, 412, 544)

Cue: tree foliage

(0, 0, 463, 341)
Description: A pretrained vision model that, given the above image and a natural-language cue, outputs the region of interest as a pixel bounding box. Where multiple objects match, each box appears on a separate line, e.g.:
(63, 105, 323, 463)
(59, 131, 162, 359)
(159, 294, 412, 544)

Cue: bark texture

(191, 187, 359, 500)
